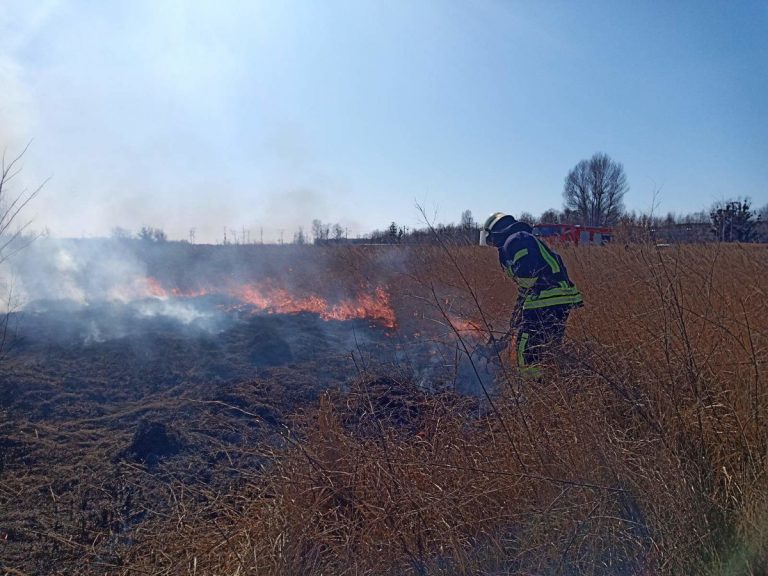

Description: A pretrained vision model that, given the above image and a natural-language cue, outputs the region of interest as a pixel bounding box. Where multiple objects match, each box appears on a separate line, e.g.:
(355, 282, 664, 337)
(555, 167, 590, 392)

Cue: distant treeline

(92, 198, 767, 246)
(355, 200, 768, 246)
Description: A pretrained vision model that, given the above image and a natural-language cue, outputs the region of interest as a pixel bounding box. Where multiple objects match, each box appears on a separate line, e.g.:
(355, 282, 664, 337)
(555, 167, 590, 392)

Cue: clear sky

(1, 0, 766, 242)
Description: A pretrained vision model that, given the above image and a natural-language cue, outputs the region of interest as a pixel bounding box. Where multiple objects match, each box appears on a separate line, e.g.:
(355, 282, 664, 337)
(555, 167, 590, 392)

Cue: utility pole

(279, 229, 284, 244)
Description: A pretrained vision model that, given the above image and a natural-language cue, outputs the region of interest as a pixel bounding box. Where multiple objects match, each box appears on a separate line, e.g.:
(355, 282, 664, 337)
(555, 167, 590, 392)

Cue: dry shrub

(121, 243, 767, 575)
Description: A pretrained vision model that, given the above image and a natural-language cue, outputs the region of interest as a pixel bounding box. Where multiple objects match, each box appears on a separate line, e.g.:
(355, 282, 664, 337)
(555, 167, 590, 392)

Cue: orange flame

(143, 278, 396, 328)
(449, 317, 484, 334)
(144, 277, 168, 299)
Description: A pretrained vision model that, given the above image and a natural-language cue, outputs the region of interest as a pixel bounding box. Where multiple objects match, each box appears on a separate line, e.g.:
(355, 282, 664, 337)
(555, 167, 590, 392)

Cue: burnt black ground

(0, 274, 495, 575)
(0, 300, 401, 574)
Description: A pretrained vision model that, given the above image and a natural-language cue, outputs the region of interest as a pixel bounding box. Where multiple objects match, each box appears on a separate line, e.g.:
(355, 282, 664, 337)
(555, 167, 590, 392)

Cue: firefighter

(480, 212, 583, 377)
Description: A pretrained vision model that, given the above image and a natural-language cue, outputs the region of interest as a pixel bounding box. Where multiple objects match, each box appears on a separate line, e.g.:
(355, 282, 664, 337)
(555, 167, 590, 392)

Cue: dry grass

(114, 242, 768, 575)
(7, 242, 768, 575)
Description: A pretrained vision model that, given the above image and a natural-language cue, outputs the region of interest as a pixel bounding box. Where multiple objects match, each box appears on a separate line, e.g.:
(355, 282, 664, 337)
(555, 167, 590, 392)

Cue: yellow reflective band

(512, 248, 529, 264)
(516, 276, 537, 289)
(523, 294, 583, 310)
(535, 238, 560, 274)
(536, 286, 582, 299)
(522, 285, 583, 310)
(517, 332, 530, 368)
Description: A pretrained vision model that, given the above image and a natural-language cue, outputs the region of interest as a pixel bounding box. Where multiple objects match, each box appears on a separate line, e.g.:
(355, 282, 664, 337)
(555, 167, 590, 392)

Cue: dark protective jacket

(498, 231, 583, 312)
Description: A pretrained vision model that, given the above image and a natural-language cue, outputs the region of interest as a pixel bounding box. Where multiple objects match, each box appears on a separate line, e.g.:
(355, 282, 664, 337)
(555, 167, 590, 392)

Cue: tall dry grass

(120, 243, 768, 575)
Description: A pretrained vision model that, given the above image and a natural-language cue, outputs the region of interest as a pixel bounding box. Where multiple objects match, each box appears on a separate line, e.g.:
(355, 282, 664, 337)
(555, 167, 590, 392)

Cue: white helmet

(479, 212, 517, 246)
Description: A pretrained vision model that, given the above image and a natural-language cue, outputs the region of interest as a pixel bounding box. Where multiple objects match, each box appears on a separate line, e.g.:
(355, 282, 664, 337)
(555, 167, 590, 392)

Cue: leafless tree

(138, 226, 167, 242)
(710, 199, 756, 242)
(539, 208, 561, 224)
(1, 144, 45, 264)
(0, 144, 45, 357)
(517, 211, 536, 225)
(460, 209, 475, 229)
(563, 152, 627, 226)
(311, 219, 331, 242)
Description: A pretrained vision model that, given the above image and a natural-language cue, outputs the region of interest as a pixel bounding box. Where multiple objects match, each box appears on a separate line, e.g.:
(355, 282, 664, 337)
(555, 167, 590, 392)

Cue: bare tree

(0, 144, 44, 357)
(518, 211, 536, 225)
(560, 207, 581, 224)
(710, 199, 756, 242)
(563, 152, 628, 226)
(1, 144, 45, 264)
(138, 226, 167, 242)
(460, 209, 475, 229)
(539, 208, 561, 224)
(311, 219, 330, 242)
(681, 210, 710, 224)
(311, 219, 323, 242)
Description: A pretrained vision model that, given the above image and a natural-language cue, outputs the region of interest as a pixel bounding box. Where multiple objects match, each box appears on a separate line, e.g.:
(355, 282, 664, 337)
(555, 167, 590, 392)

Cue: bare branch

(0, 143, 44, 359)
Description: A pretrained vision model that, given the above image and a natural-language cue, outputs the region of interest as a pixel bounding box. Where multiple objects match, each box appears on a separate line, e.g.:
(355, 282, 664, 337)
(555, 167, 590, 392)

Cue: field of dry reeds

(2, 242, 767, 575)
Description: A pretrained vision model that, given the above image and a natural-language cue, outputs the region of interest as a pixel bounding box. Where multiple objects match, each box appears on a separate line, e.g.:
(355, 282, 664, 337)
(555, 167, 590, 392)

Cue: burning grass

(2, 242, 767, 575)
(144, 276, 397, 329)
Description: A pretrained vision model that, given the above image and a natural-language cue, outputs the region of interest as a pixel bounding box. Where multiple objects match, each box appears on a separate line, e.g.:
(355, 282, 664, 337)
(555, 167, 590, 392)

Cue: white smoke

(134, 299, 212, 325)
(6, 239, 142, 305)
(0, 237, 220, 331)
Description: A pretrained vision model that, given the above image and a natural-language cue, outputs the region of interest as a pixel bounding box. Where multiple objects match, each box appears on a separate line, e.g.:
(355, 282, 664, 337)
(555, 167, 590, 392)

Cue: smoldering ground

(0, 239, 410, 379)
(0, 238, 503, 398)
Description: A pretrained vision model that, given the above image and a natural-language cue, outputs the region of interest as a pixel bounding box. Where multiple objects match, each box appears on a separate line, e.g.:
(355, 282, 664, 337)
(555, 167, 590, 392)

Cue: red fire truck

(532, 223, 613, 246)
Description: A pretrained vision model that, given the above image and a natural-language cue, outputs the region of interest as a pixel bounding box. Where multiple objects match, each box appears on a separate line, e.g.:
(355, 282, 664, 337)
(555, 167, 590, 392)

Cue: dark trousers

(515, 305, 570, 374)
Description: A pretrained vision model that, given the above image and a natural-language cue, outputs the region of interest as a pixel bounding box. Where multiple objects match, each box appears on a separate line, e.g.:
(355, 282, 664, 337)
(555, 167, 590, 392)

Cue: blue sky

(1, 1, 766, 242)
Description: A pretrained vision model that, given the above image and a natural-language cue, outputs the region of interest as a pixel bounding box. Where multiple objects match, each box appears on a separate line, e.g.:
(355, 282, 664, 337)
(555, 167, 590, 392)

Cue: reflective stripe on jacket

(498, 232, 583, 311)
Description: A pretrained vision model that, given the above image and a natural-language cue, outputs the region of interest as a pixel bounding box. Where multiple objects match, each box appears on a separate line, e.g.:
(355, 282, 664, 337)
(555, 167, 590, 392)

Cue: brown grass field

(1, 242, 767, 575)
